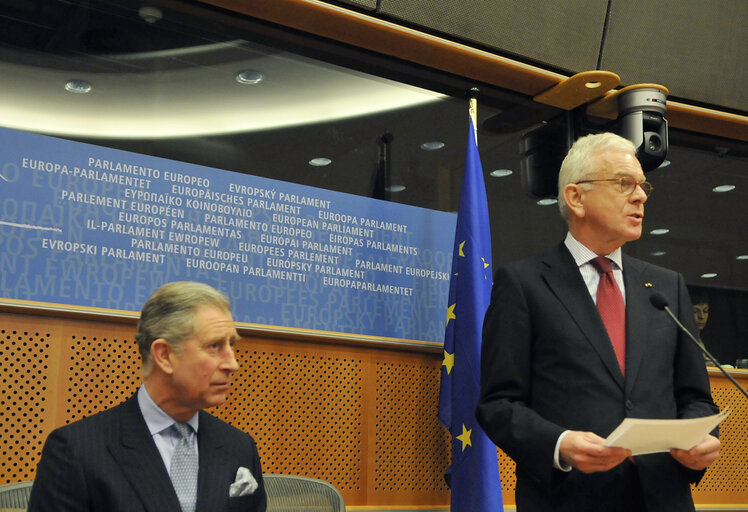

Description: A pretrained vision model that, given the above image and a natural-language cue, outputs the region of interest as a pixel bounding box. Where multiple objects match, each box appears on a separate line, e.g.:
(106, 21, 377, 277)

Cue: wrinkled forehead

(593, 149, 644, 178)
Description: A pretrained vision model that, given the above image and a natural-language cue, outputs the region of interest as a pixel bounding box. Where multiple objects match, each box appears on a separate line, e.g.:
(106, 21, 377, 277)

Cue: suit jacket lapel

(108, 395, 183, 512)
(195, 413, 234, 512)
(622, 255, 653, 392)
(541, 244, 625, 390)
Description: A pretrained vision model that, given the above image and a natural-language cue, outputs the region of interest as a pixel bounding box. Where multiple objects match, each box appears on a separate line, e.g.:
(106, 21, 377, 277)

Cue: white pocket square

(229, 466, 258, 497)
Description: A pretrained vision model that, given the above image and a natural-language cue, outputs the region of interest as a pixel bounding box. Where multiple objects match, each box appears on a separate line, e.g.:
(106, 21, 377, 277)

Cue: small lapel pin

(644, 283, 653, 288)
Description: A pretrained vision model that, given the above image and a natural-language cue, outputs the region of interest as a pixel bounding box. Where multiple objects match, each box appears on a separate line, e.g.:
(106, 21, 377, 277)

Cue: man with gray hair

(29, 281, 267, 512)
(477, 132, 720, 511)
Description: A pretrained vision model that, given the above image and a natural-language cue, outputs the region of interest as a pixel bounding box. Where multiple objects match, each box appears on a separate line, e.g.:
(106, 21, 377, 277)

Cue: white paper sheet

(604, 409, 729, 455)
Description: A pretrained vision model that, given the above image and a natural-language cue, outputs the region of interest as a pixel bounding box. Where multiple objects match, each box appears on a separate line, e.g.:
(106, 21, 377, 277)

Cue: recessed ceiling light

(138, 6, 163, 23)
(420, 141, 445, 151)
(650, 251, 666, 256)
(385, 185, 406, 193)
(235, 70, 264, 85)
(737, 255, 748, 260)
(308, 157, 331, 167)
(536, 198, 557, 206)
(64, 80, 92, 94)
(712, 184, 735, 193)
(650, 228, 670, 235)
(700, 273, 718, 279)
(490, 169, 513, 178)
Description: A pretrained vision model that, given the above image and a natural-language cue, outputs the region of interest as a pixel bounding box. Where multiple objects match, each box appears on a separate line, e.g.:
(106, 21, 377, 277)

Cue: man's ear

(563, 183, 586, 219)
(151, 338, 176, 375)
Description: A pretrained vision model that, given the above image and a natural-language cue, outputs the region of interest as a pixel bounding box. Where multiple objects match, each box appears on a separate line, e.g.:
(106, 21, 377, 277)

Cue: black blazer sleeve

(477, 262, 565, 490)
(28, 427, 91, 512)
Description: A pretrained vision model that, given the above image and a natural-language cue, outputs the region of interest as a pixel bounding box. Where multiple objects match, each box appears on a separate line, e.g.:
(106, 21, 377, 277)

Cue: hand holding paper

(560, 431, 631, 473)
(671, 434, 721, 470)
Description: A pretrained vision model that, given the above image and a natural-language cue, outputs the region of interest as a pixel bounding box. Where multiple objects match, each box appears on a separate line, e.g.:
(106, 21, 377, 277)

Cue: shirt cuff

(554, 430, 573, 472)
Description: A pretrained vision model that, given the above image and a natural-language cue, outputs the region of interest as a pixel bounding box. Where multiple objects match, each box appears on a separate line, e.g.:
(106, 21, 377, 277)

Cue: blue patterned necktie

(170, 422, 198, 512)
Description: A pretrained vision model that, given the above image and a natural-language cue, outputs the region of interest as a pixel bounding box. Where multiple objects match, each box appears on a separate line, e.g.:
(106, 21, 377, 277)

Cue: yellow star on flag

(482, 257, 489, 269)
(456, 424, 472, 451)
(458, 241, 466, 257)
(446, 303, 456, 326)
(442, 350, 454, 375)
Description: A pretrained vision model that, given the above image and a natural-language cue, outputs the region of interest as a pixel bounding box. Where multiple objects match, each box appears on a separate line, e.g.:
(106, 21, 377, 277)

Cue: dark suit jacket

(28, 395, 267, 512)
(476, 243, 718, 512)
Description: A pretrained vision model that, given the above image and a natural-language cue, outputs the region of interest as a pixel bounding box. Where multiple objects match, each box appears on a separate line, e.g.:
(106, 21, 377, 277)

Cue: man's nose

(222, 344, 240, 372)
(631, 183, 648, 203)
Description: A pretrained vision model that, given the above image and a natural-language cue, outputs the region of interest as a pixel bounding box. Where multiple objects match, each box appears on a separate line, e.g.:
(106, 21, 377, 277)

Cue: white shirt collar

(137, 383, 199, 435)
(564, 232, 623, 270)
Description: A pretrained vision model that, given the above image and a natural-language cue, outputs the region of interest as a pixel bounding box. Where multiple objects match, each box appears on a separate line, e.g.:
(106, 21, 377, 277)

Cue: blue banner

(0, 127, 455, 343)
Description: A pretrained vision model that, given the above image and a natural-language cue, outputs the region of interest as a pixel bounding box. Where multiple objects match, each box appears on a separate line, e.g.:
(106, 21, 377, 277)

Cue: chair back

(0, 481, 33, 511)
(0, 476, 347, 511)
(263, 474, 345, 512)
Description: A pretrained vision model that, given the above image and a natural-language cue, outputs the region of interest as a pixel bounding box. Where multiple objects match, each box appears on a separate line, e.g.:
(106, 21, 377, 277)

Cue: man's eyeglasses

(576, 176, 654, 197)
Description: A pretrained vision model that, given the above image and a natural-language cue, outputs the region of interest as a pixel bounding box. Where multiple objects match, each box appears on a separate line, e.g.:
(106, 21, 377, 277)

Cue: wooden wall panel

(0, 318, 57, 481)
(59, 325, 141, 425)
(1, 310, 746, 509)
(691, 370, 748, 506)
(216, 339, 369, 502)
(370, 355, 449, 504)
(0, 313, 141, 482)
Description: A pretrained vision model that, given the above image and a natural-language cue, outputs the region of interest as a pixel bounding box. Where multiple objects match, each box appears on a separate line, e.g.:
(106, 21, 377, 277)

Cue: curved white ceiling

(0, 42, 444, 139)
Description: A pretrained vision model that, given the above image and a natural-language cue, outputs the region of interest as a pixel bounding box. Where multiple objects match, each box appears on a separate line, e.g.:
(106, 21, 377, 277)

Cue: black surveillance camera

(617, 88, 669, 172)
(519, 120, 568, 198)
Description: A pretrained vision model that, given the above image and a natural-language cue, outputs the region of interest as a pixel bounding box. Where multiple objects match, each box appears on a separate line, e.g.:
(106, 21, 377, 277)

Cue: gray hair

(135, 281, 230, 375)
(557, 132, 637, 219)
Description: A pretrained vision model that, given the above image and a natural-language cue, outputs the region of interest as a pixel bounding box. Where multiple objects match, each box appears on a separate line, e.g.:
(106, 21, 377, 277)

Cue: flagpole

(468, 87, 479, 145)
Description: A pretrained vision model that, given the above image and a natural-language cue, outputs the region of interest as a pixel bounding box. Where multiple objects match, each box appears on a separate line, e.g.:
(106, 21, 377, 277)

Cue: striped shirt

(564, 232, 626, 304)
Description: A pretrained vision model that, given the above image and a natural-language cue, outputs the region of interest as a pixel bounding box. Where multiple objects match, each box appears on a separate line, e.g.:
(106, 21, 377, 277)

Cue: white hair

(557, 132, 637, 219)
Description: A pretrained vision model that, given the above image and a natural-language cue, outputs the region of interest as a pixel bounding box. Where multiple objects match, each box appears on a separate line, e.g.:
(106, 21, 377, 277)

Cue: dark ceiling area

(0, 0, 209, 55)
(0, 0, 746, 299)
(343, 0, 748, 114)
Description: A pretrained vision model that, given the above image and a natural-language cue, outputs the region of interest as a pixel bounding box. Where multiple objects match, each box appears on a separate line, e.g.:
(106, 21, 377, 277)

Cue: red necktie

(591, 256, 626, 375)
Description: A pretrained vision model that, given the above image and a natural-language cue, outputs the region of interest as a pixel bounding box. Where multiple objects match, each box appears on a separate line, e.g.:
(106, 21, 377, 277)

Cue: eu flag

(438, 100, 503, 511)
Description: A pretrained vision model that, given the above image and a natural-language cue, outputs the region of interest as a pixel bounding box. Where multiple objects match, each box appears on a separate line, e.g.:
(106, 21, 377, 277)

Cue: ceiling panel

(378, 0, 608, 73)
(601, 0, 747, 112)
